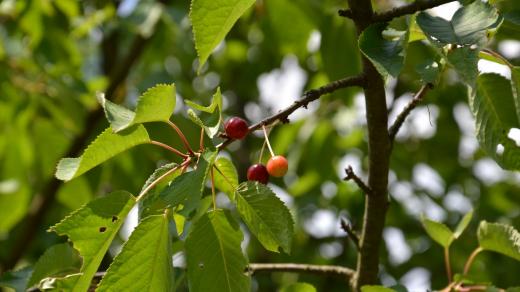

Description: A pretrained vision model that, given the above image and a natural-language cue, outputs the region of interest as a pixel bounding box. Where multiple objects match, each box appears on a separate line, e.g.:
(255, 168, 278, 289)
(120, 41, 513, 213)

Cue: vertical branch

(345, 0, 392, 289)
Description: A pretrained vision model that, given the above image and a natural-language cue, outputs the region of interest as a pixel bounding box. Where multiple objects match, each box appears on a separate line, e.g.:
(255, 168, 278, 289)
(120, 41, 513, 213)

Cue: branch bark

(246, 263, 355, 278)
(0, 30, 153, 275)
(371, 0, 457, 23)
(217, 74, 365, 150)
(346, 0, 392, 289)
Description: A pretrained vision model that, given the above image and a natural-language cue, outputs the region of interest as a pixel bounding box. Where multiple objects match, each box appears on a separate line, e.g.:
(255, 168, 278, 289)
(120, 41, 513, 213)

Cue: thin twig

(199, 128, 205, 151)
(444, 246, 452, 283)
(388, 84, 432, 142)
(245, 263, 355, 278)
(136, 158, 191, 202)
(343, 166, 372, 195)
(340, 218, 360, 250)
(167, 120, 195, 156)
(149, 140, 188, 158)
(371, 0, 457, 23)
(216, 75, 365, 150)
(481, 49, 514, 68)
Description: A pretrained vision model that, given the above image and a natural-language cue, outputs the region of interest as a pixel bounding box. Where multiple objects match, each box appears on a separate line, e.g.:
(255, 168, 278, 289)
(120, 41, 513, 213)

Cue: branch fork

(343, 165, 372, 196)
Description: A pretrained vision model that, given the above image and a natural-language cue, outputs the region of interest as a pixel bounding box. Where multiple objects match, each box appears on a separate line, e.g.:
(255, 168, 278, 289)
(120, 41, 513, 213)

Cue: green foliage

(446, 47, 479, 85)
(235, 182, 294, 253)
(454, 210, 474, 239)
(478, 221, 520, 261)
(49, 191, 136, 291)
(281, 282, 317, 292)
(97, 214, 174, 292)
(98, 84, 176, 132)
(0, 267, 33, 292)
(185, 87, 223, 138)
(421, 216, 455, 248)
(213, 157, 239, 199)
(185, 210, 250, 292)
(469, 74, 520, 170)
(190, 0, 256, 71)
(359, 23, 408, 79)
(55, 125, 150, 181)
(27, 243, 81, 288)
(361, 285, 400, 292)
(416, 1, 499, 46)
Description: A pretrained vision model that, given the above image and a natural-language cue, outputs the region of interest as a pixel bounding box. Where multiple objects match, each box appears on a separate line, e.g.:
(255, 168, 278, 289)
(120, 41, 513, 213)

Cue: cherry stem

(481, 49, 514, 68)
(262, 125, 275, 157)
(444, 246, 452, 283)
(463, 247, 483, 276)
(167, 120, 195, 156)
(210, 167, 217, 211)
(150, 140, 188, 159)
(258, 139, 267, 164)
(199, 128, 204, 151)
(136, 158, 191, 202)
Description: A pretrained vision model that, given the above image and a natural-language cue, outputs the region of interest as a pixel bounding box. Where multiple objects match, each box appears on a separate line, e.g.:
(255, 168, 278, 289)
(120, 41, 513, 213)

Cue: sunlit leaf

(185, 88, 222, 138)
(97, 214, 174, 292)
(49, 191, 136, 291)
(55, 125, 150, 181)
(213, 157, 238, 199)
(421, 215, 454, 248)
(186, 210, 250, 292)
(190, 0, 255, 72)
(281, 282, 316, 292)
(478, 221, 520, 261)
(454, 210, 473, 239)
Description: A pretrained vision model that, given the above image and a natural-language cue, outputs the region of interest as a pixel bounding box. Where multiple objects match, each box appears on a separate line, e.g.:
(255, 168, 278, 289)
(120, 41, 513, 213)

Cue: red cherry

(247, 164, 269, 184)
(266, 155, 288, 177)
(224, 117, 249, 140)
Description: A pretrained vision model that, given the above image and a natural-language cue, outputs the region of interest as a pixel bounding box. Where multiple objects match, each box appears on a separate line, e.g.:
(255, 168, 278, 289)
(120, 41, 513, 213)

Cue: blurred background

(0, 0, 519, 290)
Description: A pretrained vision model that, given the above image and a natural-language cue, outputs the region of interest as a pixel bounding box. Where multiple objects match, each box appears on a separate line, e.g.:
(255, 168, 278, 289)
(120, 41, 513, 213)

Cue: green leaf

(235, 182, 294, 253)
(186, 210, 250, 292)
(97, 214, 174, 292)
(415, 60, 441, 84)
(160, 150, 217, 216)
(421, 215, 454, 248)
(138, 163, 182, 219)
(454, 210, 473, 239)
(359, 23, 408, 79)
(416, 1, 499, 46)
(0, 266, 33, 292)
(213, 157, 238, 199)
(49, 191, 136, 291)
(478, 221, 520, 261)
(362, 285, 398, 292)
(28, 243, 81, 288)
(55, 125, 150, 181)
(190, 0, 255, 72)
(38, 274, 81, 291)
(185, 88, 223, 138)
(469, 74, 520, 170)
(447, 46, 479, 85)
(281, 282, 316, 292)
(97, 84, 176, 132)
(510, 67, 520, 121)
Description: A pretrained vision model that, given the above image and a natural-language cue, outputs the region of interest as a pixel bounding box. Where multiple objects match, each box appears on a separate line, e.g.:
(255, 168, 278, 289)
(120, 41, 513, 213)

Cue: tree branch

(388, 84, 432, 142)
(340, 218, 360, 250)
(371, 0, 457, 23)
(216, 74, 365, 150)
(245, 263, 355, 278)
(343, 166, 372, 195)
(0, 28, 156, 274)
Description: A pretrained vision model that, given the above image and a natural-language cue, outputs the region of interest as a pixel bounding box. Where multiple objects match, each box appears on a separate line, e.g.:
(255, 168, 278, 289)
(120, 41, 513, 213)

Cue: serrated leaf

(235, 182, 294, 253)
(510, 67, 520, 122)
(415, 60, 440, 84)
(359, 23, 408, 79)
(39, 274, 81, 291)
(213, 157, 238, 199)
(421, 215, 454, 248)
(478, 221, 520, 261)
(361, 285, 397, 292)
(469, 74, 520, 170)
(55, 125, 150, 181)
(185, 88, 223, 138)
(190, 0, 255, 72)
(447, 46, 479, 85)
(98, 84, 176, 132)
(28, 243, 81, 288)
(454, 210, 473, 239)
(97, 214, 174, 292)
(281, 282, 316, 292)
(0, 266, 32, 292)
(416, 1, 499, 47)
(138, 163, 182, 219)
(49, 191, 136, 292)
(160, 150, 217, 216)
(186, 210, 250, 292)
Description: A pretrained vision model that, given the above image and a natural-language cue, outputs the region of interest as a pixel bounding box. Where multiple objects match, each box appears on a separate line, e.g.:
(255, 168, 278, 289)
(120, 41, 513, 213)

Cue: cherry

(266, 155, 288, 177)
(247, 164, 269, 184)
(224, 117, 249, 140)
